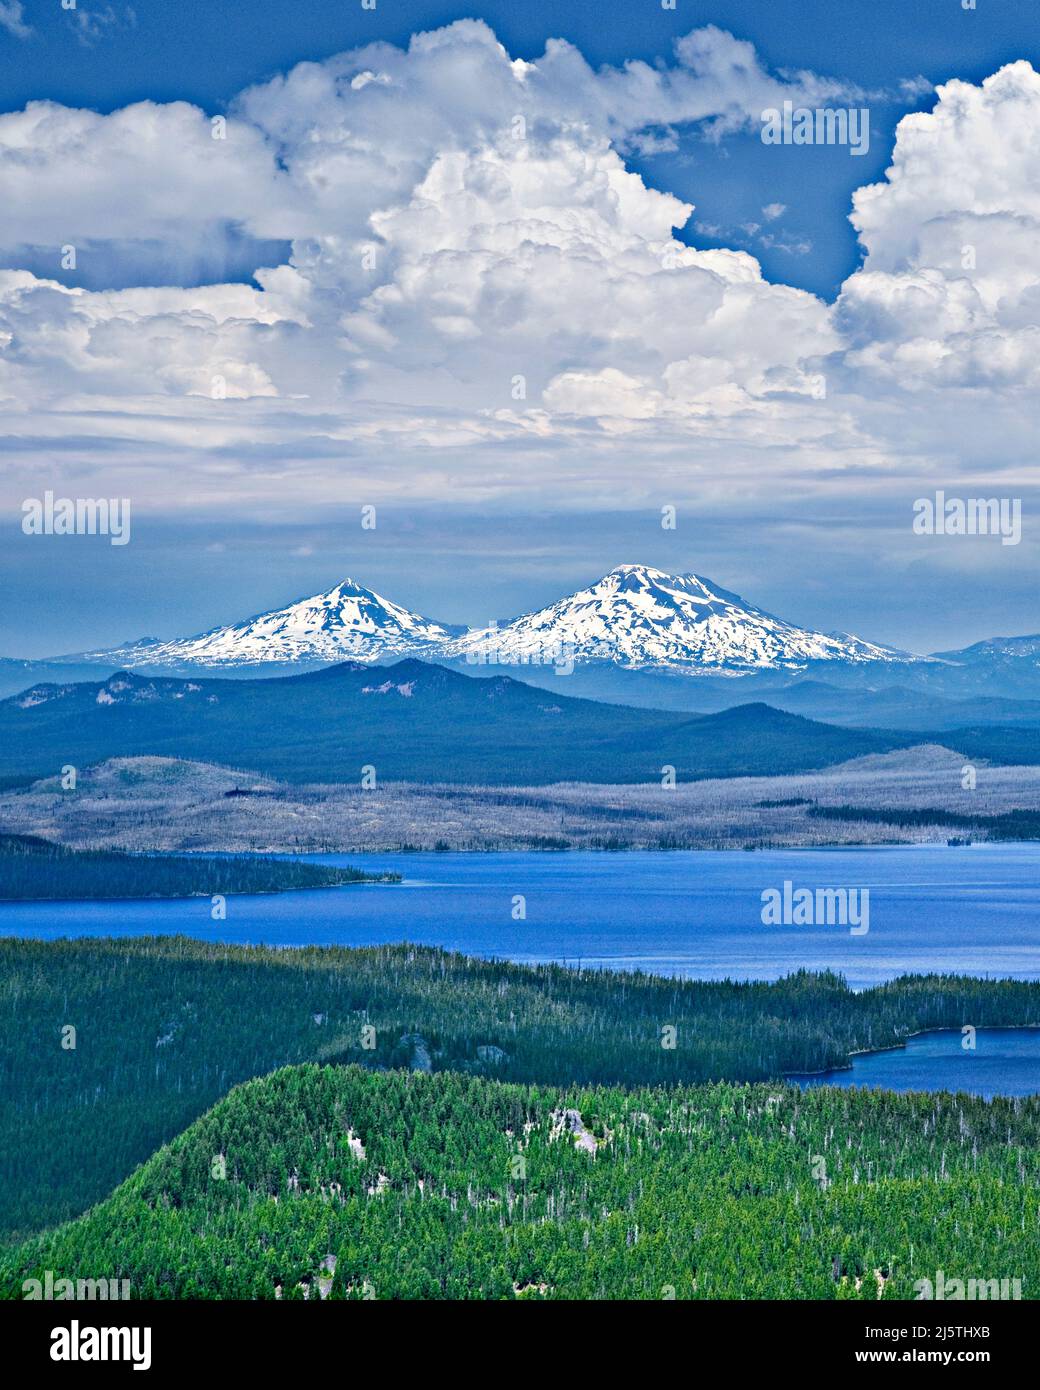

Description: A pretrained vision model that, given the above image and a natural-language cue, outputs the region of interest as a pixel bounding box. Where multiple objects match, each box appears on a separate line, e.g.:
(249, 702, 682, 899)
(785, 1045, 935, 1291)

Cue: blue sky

(0, 1, 1038, 656)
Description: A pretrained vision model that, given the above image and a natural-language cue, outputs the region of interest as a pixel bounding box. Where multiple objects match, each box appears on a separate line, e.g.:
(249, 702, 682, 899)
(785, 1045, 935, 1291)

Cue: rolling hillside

(4, 1062, 1038, 1300)
(0, 658, 912, 785)
(3, 936, 1040, 1241)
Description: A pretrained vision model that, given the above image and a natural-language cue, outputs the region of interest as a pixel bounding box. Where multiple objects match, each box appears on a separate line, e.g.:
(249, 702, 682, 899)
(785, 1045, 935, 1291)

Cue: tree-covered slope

(3, 937, 1040, 1241)
(4, 1063, 1037, 1300)
(0, 659, 909, 784)
(0, 832, 393, 900)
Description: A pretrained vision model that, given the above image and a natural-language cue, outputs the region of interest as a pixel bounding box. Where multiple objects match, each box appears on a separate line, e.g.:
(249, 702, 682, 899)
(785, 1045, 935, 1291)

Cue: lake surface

(793, 1028, 1040, 1099)
(1, 842, 1039, 990)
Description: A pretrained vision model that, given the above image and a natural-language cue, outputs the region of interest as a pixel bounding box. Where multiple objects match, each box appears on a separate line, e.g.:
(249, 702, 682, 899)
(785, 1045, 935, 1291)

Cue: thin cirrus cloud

(0, 2, 29, 41)
(0, 20, 1036, 531)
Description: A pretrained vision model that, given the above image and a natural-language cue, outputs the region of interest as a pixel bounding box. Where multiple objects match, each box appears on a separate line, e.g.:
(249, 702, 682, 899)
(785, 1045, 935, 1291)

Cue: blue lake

(793, 1028, 1040, 1099)
(1, 842, 1038, 991)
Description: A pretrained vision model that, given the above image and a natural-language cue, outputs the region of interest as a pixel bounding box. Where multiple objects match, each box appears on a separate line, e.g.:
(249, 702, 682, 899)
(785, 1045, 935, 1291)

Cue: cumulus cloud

(0, 101, 287, 286)
(0, 23, 844, 444)
(838, 61, 1040, 390)
(0, 21, 1036, 520)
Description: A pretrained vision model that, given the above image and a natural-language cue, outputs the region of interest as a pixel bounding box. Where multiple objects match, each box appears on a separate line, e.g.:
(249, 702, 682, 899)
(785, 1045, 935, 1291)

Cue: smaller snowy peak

(441, 563, 908, 673)
(932, 634, 1040, 664)
(82, 578, 458, 669)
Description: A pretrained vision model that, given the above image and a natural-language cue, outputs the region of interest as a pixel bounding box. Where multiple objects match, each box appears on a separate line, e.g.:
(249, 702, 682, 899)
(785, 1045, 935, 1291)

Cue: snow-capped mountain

(441, 564, 911, 673)
(917, 633, 1040, 697)
(932, 634, 1040, 668)
(72, 564, 911, 675)
(81, 578, 461, 669)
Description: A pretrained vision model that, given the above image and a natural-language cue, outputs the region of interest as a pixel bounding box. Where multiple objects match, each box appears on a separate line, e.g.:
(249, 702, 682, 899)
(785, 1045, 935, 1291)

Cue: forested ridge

(3, 936, 1040, 1243)
(0, 832, 394, 900)
(0, 661, 911, 785)
(3, 1063, 1037, 1300)
(808, 805, 1040, 838)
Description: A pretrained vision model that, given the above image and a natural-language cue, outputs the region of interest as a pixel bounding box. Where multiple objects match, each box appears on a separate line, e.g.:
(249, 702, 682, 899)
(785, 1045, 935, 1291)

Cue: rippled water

(2, 842, 1038, 991)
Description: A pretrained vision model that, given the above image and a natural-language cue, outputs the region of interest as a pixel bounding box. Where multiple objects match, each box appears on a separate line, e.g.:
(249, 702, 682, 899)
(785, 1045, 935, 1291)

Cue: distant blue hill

(0, 658, 920, 786)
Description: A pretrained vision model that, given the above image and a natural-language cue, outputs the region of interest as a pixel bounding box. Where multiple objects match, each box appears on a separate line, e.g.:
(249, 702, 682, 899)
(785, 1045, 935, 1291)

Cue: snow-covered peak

(75, 565, 911, 675)
(442, 564, 908, 673)
(932, 633, 1040, 664)
(83, 577, 457, 669)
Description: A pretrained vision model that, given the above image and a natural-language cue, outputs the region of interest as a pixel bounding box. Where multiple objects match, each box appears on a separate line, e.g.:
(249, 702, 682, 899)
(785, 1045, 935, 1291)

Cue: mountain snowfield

(79, 565, 911, 674)
(441, 565, 908, 672)
(82, 579, 461, 669)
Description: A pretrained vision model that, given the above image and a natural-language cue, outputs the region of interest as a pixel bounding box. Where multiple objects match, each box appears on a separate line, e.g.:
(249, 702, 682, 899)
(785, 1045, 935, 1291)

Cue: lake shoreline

(106, 834, 1033, 856)
(785, 1024, 1040, 1080)
(4, 751, 1039, 857)
(788, 1024, 1040, 1096)
(0, 878, 399, 905)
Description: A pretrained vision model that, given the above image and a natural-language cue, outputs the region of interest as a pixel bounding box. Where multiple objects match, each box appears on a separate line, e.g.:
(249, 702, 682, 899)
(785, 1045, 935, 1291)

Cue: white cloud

(69, 4, 131, 48)
(0, 2, 29, 40)
(838, 61, 1040, 389)
(0, 100, 284, 276)
(0, 23, 841, 440)
(0, 24, 1036, 522)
